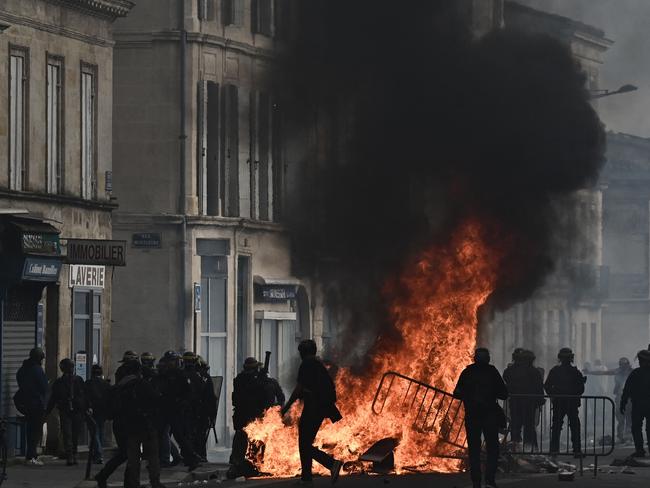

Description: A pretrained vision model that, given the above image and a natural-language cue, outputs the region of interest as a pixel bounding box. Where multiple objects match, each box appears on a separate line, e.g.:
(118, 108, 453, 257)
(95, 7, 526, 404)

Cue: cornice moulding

(45, 0, 134, 21)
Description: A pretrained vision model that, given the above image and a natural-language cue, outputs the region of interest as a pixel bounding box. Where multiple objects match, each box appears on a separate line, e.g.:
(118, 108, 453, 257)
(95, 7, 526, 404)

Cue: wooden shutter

(206, 81, 221, 216)
(197, 80, 208, 214)
(222, 0, 233, 25)
(222, 84, 240, 217)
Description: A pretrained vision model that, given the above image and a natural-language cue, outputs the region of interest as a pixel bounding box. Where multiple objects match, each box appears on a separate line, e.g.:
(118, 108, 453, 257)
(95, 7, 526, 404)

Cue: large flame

(246, 220, 501, 476)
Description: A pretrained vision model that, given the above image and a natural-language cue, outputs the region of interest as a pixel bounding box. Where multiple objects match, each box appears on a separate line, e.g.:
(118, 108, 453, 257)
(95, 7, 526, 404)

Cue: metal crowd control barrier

(371, 372, 616, 475)
(371, 371, 467, 456)
(502, 394, 616, 476)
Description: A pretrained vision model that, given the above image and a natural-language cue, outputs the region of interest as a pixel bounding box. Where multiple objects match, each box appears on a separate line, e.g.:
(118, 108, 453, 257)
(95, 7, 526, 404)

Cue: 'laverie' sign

(66, 239, 126, 266)
(69, 265, 106, 289)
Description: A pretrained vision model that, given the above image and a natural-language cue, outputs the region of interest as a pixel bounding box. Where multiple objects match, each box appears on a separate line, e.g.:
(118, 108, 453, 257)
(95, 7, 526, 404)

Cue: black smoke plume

(276, 0, 605, 364)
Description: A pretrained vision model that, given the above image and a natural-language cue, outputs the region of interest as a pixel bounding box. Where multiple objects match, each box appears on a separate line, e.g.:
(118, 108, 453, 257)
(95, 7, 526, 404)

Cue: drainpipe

(179, 0, 189, 350)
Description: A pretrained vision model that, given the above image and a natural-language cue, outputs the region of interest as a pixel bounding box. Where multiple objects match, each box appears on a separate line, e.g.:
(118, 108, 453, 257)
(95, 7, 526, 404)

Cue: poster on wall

(75, 352, 87, 379)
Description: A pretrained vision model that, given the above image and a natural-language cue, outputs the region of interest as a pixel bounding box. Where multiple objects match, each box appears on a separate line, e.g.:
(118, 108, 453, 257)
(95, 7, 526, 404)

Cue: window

(9, 47, 28, 191)
(198, 0, 216, 20)
(223, 0, 245, 26)
(252, 0, 273, 36)
(47, 56, 64, 194)
(81, 64, 97, 199)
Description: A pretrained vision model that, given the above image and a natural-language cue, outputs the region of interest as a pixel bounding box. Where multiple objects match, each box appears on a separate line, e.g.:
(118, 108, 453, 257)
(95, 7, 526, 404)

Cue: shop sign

(22, 258, 62, 281)
(66, 239, 126, 266)
(255, 285, 297, 302)
(21, 232, 60, 255)
(69, 265, 106, 289)
(132, 233, 162, 249)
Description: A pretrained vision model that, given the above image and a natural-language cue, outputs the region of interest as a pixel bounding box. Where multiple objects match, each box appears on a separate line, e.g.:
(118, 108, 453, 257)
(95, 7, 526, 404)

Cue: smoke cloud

(277, 1, 605, 364)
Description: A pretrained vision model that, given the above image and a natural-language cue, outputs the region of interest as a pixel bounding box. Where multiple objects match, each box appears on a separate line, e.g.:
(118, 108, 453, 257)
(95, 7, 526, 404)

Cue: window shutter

(206, 81, 221, 216)
(251, 0, 259, 33)
(198, 0, 207, 20)
(198, 80, 208, 214)
(222, 84, 240, 217)
(222, 0, 233, 25)
(249, 90, 258, 219)
(260, 0, 273, 36)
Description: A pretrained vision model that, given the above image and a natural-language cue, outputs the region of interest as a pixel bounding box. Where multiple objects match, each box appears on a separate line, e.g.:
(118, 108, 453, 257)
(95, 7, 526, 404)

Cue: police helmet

(243, 357, 261, 370)
(140, 352, 155, 367)
(119, 350, 139, 363)
(512, 347, 524, 362)
(620, 357, 631, 367)
(91, 364, 103, 377)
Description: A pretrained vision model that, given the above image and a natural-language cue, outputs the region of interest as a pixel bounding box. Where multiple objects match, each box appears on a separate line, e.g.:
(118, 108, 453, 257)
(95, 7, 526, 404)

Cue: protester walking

(14, 348, 48, 466)
(281, 340, 343, 485)
(454, 348, 508, 488)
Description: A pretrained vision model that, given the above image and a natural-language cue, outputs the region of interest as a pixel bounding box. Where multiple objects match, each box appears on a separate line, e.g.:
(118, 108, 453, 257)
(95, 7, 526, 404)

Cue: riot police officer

(228, 357, 266, 478)
(545, 348, 586, 456)
(159, 351, 201, 470)
(621, 350, 650, 457)
(195, 355, 219, 461)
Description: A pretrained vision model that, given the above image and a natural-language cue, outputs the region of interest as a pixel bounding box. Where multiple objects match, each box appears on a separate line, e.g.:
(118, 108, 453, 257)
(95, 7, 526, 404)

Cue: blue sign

(194, 283, 202, 312)
(22, 257, 62, 282)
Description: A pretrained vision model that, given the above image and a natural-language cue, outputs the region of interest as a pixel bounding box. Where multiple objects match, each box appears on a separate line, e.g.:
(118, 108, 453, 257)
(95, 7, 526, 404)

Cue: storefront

(0, 215, 63, 453)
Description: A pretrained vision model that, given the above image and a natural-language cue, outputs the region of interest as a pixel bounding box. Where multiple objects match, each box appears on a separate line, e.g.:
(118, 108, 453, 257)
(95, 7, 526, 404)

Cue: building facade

(600, 132, 650, 363)
(0, 0, 132, 453)
(485, 2, 612, 372)
(111, 0, 312, 450)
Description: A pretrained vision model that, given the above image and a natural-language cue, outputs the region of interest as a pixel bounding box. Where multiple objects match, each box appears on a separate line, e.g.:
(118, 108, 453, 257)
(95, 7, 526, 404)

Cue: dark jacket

(261, 374, 285, 408)
(111, 374, 159, 433)
(85, 376, 111, 418)
(297, 356, 342, 422)
(47, 374, 87, 415)
(232, 370, 266, 430)
(622, 366, 650, 409)
(544, 364, 586, 398)
(503, 363, 544, 396)
(15, 359, 49, 411)
(453, 363, 508, 416)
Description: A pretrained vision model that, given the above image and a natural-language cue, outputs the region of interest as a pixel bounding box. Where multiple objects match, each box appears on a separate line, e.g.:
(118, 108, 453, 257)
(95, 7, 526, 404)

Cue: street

(3, 446, 650, 488)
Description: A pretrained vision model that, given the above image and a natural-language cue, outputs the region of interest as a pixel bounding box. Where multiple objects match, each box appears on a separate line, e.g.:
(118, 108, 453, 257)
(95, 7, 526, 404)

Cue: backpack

(13, 389, 27, 416)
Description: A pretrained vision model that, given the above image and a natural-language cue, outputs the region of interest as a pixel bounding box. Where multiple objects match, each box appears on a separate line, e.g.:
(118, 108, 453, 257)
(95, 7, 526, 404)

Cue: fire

(245, 220, 501, 477)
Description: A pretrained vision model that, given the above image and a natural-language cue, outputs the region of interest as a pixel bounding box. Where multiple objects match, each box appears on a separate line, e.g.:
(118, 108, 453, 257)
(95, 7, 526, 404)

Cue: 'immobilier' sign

(66, 239, 126, 266)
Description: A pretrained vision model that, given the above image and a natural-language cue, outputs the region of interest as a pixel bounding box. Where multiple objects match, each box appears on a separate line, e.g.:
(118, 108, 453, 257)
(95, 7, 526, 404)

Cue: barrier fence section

(371, 371, 467, 456)
(371, 371, 616, 474)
